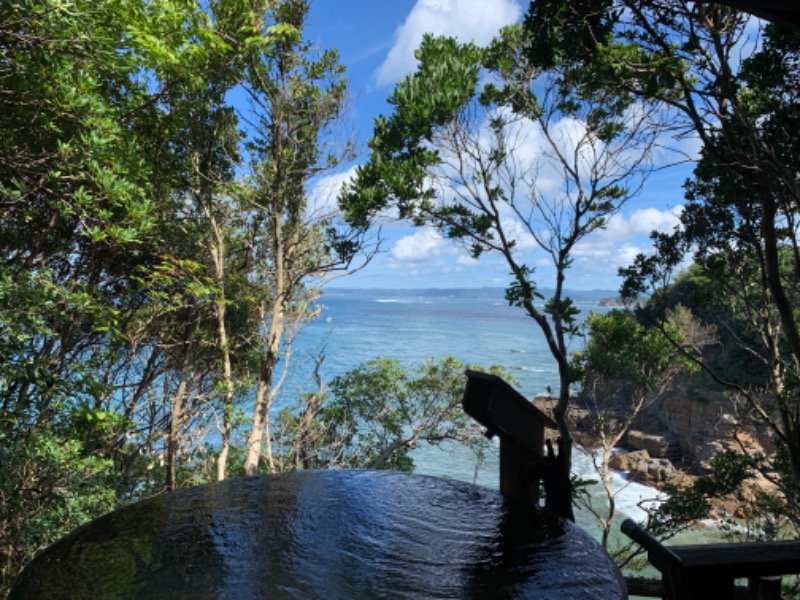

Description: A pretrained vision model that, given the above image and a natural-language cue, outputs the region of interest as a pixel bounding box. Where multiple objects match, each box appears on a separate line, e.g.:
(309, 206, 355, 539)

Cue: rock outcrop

(621, 387, 774, 474)
(608, 449, 679, 484)
(533, 376, 775, 478)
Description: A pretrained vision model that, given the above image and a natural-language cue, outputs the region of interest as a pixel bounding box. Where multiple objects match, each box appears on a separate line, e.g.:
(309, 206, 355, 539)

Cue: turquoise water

(244, 286, 719, 598)
(296, 290, 723, 546)
(283, 288, 668, 535)
(289, 287, 577, 396)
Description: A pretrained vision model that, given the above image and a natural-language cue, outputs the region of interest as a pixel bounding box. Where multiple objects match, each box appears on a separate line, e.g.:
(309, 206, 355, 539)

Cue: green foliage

(631, 263, 773, 390)
(523, 0, 617, 71)
(275, 357, 508, 472)
(645, 451, 750, 540)
(551, 2, 800, 532)
(341, 34, 483, 230)
(698, 450, 751, 497)
(544, 296, 581, 335)
(573, 309, 690, 391)
(505, 264, 542, 307)
(0, 427, 118, 595)
(0, 0, 362, 592)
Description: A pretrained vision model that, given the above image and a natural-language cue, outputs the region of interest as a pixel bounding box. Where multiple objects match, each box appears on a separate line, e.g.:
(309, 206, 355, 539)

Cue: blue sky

(300, 0, 691, 291)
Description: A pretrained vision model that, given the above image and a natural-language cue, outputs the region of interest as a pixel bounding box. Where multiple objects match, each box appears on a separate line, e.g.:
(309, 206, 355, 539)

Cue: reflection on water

(11, 471, 625, 599)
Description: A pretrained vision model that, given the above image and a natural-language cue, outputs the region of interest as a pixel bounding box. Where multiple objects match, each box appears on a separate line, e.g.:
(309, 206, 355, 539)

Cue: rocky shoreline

(533, 384, 776, 520)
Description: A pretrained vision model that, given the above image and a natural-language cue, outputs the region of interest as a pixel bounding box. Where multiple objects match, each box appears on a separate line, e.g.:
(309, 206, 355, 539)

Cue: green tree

(619, 26, 800, 530)
(571, 309, 694, 548)
(0, 0, 233, 587)
(274, 356, 503, 472)
(0, 427, 118, 593)
(238, 0, 356, 476)
(141, 0, 250, 486)
(340, 28, 664, 519)
(521, 0, 800, 533)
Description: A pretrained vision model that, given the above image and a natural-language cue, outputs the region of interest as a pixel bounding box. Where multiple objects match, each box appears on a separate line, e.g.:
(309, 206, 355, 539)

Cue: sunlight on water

(410, 439, 664, 537)
(284, 289, 718, 549)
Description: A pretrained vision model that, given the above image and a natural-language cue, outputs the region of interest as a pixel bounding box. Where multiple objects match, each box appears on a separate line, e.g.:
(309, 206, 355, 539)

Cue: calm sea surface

(293, 287, 564, 394)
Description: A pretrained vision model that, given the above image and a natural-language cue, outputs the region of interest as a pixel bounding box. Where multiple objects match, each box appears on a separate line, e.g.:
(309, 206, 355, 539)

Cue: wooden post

(499, 438, 539, 504)
(748, 576, 782, 600)
(462, 370, 558, 508)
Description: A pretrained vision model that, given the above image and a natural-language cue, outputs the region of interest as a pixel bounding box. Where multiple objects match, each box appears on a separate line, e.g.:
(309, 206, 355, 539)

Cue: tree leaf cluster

(0, 0, 363, 591)
(274, 356, 507, 473)
(533, 0, 800, 535)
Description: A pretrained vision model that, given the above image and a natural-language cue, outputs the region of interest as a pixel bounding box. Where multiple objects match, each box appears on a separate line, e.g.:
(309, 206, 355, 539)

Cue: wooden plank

(462, 371, 495, 431)
(624, 577, 664, 597)
(624, 577, 756, 599)
(499, 438, 539, 503)
(669, 540, 800, 577)
(488, 391, 549, 454)
(620, 519, 683, 570)
(749, 577, 783, 600)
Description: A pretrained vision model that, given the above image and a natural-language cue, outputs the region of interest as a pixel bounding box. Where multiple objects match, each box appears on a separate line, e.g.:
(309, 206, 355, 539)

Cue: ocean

(283, 287, 663, 542)
(295, 287, 564, 393)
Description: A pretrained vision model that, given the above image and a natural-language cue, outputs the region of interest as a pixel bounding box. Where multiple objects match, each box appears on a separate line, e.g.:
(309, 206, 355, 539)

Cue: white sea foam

(573, 449, 665, 524)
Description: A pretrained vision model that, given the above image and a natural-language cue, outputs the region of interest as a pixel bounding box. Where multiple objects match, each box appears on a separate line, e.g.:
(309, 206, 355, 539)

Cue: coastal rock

(624, 431, 680, 460)
(608, 449, 649, 472)
(695, 441, 726, 472)
(646, 458, 677, 483)
(535, 382, 775, 479)
(571, 373, 775, 474)
(643, 391, 775, 472)
(608, 450, 676, 484)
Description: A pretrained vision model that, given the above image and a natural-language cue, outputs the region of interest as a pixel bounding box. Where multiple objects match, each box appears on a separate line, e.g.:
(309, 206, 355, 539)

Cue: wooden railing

(621, 518, 800, 599)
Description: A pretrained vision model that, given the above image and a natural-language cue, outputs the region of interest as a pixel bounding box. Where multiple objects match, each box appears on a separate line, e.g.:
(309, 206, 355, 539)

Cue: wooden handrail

(621, 519, 800, 599)
(620, 519, 682, 569)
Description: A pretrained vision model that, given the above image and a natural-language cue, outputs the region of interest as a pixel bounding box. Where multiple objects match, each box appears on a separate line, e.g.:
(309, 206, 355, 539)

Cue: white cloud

(630, 206, 683, 233)
(561, 205, 685, 282)
(307, 166, 359, 219)
(374, 0, 521, 86)
(498, 212, 539, 251)
(616, 243, 646, 267)
(390, 227, 454, 262)
(602, 206, 683, 241)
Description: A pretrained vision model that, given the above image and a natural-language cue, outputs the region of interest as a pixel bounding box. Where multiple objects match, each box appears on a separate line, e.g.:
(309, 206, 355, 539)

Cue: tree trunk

(244, 360, 278, 476)
(296, 357, 325, 470)
(167, 374, 189, 491)
(761, 194, 800, 492)
(209, 218, 235, 482)
(166, 320, 196, 491)
(522, 295, 575, 521)
(600, 445, 616, 550)
(243, 275, 288, 475)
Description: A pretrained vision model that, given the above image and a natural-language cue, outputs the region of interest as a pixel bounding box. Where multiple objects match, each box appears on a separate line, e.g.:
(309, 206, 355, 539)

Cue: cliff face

(624, 386, 774, 472)
(535, 372, 774, 479)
